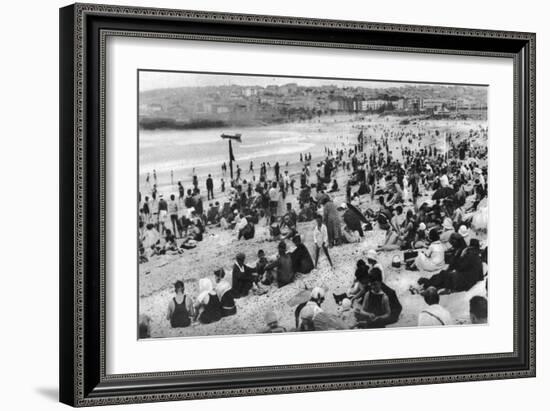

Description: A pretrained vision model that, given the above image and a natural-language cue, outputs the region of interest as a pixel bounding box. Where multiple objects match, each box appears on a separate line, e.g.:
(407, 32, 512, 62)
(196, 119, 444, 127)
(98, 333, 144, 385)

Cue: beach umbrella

(432, 187, 455, 200)
(346, 203, 368, 224)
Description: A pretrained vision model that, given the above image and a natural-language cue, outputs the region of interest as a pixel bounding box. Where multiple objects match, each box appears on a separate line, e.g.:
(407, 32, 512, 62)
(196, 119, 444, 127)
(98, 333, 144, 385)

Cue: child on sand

(313, 215, 333, 268)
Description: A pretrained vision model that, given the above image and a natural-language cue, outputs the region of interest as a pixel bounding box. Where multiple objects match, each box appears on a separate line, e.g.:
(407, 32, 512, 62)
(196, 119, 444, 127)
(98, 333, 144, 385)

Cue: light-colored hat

(310, 287, 326, 300)
(341, 298, 352, 310)
(366, 249, 378, 262)
(418, 222, 427, 231)
(458, 225, 469, 237)
(340, 202, 348, 209)
(442, 218, 453, 230)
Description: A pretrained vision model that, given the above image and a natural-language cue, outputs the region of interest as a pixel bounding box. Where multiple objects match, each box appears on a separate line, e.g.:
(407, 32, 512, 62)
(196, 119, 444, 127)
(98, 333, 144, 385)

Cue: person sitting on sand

(440, 217, 455, 249)
(141, 223, 160, 259)
(338, 298, 356, 329)
(276, 214, 297, 241)
(179, 222, 201, 249)
(328, 179, 339, 193)
(236, 213, 255, 240)
(283, 202, 298, 227)
(231, 252, 258, 298)
(159, 229, 182, 255)
(445, 233, 468, 270)
(418, 286, 452, 326)
(261, 310, 287, 333)
(206, 202, 220, 225)
(458, 225, 472, 246)
(139, 314, 151, 338)
(166, 280, 194, 328)
(354, 268, 392, 329)
(333, 260, 370, 306)
(214, 268, 236, 317)
(377, 224, 402, 252)
(342, 224, 361, 243)
(409, 229, 445, 272)
(413, 223, 428, 249)
(417, 239, 484, 294)
(265, 241, 296, 287)
(390, 205, 406, 236)
(298, 287, 325, 331)
(469, 295, 488, 324)
(290, 234, 314, 274)
(194, 278, 222, 324)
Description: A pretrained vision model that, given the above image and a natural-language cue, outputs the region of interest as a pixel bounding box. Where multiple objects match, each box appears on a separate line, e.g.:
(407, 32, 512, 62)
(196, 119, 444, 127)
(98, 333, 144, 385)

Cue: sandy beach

(138, 114, 488, 338)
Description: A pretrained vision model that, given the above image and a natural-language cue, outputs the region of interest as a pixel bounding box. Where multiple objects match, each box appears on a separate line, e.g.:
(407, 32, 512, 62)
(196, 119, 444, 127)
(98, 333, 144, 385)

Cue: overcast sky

(139, 71, 482, 92)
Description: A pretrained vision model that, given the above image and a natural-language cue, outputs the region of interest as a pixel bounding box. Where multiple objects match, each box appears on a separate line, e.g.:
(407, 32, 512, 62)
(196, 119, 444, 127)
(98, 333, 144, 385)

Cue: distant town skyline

(139, 71, 486, 93)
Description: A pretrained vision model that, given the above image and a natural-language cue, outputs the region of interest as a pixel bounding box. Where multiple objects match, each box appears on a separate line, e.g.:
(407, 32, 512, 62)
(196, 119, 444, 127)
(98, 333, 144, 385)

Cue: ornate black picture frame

(59, 3, 535, 407)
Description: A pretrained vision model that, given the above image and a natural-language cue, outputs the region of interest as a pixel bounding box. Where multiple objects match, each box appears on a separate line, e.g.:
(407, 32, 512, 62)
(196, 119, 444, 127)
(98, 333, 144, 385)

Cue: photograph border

(59, 3, 535, 407)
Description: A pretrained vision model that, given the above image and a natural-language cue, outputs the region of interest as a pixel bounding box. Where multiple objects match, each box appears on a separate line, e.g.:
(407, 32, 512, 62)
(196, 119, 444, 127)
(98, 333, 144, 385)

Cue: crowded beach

(138, 116, 489, 338)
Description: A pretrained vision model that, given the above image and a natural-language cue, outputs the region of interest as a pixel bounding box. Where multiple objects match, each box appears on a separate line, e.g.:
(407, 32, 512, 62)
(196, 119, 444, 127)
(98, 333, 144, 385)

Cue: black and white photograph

(137, 71, 489, 339)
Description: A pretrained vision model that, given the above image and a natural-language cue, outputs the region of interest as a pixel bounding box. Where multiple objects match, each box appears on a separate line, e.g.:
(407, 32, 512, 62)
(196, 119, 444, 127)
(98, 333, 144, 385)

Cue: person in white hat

(458, 225, 471, 246)
(298, 287, 325, 331)
(413, 223, 428, 249)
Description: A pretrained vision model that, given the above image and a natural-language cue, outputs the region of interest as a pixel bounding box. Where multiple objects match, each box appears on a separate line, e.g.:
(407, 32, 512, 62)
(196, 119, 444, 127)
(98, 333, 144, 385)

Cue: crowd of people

(138, 119, 489, 338)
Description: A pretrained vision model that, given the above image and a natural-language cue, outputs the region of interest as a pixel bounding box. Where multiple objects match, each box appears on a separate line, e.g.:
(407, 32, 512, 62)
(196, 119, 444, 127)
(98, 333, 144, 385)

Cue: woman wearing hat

(411, 229, 445, 272)
(458, 225, 472, 246)
(298, 287, 325, 331)
(214, 269, 237, 317)
(194, 278, 222, 325)
(440, 217, 455, 249)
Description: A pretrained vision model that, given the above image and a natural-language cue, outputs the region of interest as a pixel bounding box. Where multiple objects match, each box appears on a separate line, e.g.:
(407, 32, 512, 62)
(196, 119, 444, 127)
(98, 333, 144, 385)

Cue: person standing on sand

(177, 181, 184, 199)
(157, 195, 168, 235)
(142, 196, 151, 223)
(206, 174, 214, 200)
(166, 280, 194, 328)
(168, 194, 180, 238)
(313, 215, 333, 268)
(192, 171, 198, 190)
(322, 197, 342, 247)
(220, 178, 225, 193)
(268, 182, 280, 223)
